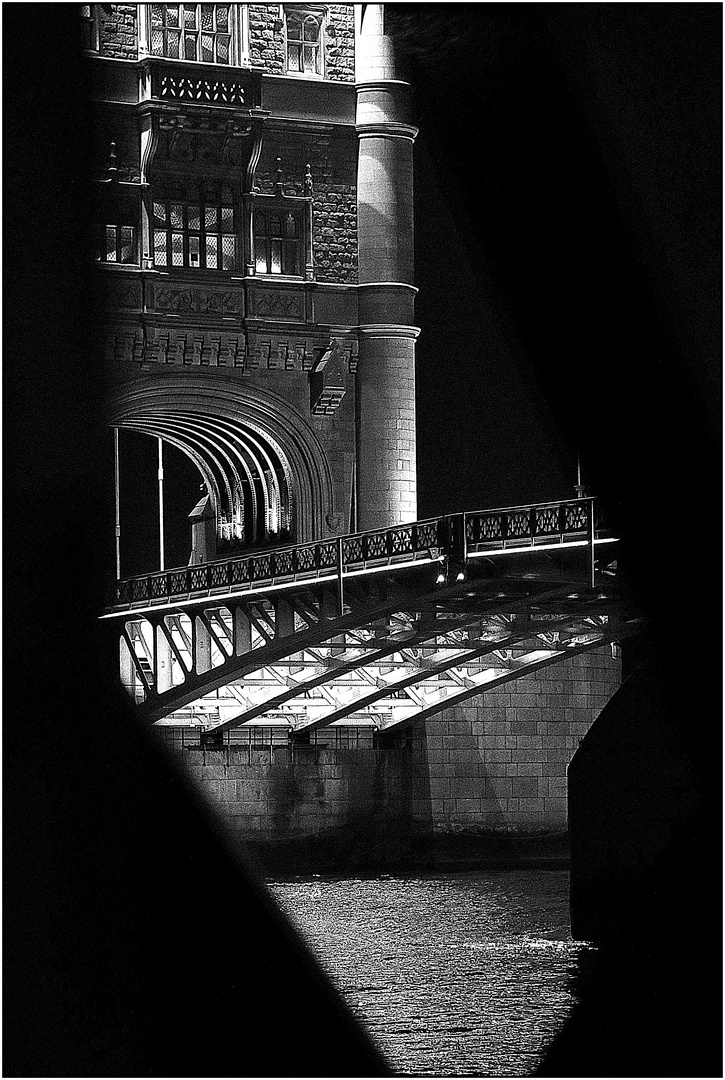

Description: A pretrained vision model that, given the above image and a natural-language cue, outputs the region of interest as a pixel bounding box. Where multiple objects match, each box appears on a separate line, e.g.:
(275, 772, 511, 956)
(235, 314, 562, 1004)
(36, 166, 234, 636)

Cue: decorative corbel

(139, 112, 160, 184)
(221, 118, 253, 162)
(245, 117, 264, 193)
(310, 339, 347, 415)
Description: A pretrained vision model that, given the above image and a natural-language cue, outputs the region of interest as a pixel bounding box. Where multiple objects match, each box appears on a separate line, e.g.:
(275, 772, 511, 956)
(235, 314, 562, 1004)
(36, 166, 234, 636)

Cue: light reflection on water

(268, 869, 591, 1077)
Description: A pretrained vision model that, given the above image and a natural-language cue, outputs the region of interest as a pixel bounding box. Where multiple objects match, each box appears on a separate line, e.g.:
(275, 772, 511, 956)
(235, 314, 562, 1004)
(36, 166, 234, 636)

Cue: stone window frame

(283, 4, 328, 79)
(139, 3, 249, 65)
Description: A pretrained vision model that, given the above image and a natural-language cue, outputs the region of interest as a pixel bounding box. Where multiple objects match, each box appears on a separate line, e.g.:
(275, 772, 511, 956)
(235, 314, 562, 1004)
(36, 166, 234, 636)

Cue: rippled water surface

(269, 870, 589, 1076)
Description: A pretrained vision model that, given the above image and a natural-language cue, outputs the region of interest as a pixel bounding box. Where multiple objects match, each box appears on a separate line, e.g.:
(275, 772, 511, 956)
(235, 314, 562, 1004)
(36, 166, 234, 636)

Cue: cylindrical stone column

(355, 3, 420, 530)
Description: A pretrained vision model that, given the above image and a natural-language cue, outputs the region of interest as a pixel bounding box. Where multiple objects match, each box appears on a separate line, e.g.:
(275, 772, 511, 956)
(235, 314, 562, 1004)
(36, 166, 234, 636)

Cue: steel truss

(106, 500, 644, 733)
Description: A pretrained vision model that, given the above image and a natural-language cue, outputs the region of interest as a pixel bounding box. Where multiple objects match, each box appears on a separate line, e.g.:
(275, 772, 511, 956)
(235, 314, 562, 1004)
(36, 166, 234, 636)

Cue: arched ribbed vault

(107, 374, 336, 545)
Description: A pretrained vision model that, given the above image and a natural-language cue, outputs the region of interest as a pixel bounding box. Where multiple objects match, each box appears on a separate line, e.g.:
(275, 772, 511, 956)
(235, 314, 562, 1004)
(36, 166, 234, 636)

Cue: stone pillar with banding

(355, 3, 419, 530)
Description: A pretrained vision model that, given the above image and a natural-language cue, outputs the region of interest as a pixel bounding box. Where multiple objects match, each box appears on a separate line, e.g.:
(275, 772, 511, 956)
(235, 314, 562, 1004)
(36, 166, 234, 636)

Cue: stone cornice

(356, 123, 418, 141)
(357, 282, 418, 294)
(357, 324, 421, 339)
(354, 79, 412, 91)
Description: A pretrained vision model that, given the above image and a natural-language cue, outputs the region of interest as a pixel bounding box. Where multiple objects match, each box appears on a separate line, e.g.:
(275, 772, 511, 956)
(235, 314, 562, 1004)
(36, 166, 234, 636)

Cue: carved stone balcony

(140, 57, 262, 112)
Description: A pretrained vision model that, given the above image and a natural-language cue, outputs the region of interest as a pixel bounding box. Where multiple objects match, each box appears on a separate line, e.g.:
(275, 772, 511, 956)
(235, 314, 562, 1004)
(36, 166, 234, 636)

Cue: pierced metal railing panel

(231, 559, 250, 585)
(390, 526, 414, 555)
(251, 554, 271, 581)
(564, 502, 589, 532)
(507, 510, 531, 539)
(132, 578, 149, 602)
(210, 563, 229, 588)
(296, 546, 316, 572)
(190, 567, 209, 591)
(343, 537, 364, 564)
(318, 543, 337, 569)
(535, 506, 560, 535)
(415, 521, 439, 549)
(365, 532, 388, 559)
(273, 549, 295, 577)
(169, 571, 187, 594)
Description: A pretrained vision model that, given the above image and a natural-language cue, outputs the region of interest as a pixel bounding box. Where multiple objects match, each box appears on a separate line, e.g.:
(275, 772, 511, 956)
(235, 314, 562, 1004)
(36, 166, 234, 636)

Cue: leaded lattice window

(285, 9, 322, 75)
(150, 4, 232, 63)
(99, 225, 137, 264)
(254, 205, 302, 276)
(153, 180, 236, 269)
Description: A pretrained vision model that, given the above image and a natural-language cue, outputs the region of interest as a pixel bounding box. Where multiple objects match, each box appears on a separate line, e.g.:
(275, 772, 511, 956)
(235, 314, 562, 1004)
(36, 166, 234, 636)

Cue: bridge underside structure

(104, 499, 644, 739)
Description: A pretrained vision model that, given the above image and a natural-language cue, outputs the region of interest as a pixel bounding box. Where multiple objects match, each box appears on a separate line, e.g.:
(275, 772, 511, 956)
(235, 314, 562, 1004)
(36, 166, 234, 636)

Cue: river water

(268, 869, 591, 1077)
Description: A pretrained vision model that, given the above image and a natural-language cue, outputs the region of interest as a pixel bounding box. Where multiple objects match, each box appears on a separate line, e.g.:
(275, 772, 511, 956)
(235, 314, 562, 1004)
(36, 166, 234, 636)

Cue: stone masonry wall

(97, 4, 138, 59)
(248, 4, 285, 72)
(249, 4, 355, 81)
(325, 5, 355, 81)
(256, 130, 358, 283)
(412, 650, 622, 835)
(356, 333, 417, 528)
(159, 648, 622, 861)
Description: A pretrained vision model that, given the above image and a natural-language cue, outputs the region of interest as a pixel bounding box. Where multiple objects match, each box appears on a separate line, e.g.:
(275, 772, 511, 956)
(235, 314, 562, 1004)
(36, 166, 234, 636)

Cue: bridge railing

(464, 498, 602, 551)
(108, 498, 608, 612)
(111, 516, 443, 609)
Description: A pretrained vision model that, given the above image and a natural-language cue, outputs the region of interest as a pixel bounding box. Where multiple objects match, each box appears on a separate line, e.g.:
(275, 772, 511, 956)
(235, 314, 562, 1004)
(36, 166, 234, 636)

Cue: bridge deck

(102, 499, 643, 732)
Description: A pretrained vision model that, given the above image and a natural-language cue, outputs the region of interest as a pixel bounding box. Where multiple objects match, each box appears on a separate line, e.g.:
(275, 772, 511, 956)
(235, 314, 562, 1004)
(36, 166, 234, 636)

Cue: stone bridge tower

(90, 1, 417, 564)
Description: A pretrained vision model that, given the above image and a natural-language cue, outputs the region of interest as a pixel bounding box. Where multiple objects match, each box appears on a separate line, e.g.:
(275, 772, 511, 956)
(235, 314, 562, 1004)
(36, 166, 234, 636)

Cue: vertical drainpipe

(114, 427, 121, 579)
(158, 437, 165, 571)
(355, 3, 420, 531)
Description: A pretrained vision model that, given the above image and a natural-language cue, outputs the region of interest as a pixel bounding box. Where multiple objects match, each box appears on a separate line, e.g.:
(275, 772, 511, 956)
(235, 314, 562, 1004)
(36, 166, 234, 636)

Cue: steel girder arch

(170, 608, 525, 732)
(203, 415, 294, 537)
(125, 411, 292, 546)
(135, 413, 261, 539)
(121, 417, 236, 519)
(115, 420, 223, 514)
(106, 374, 336, 542)
(174, 412, 288, 541)
(157, 612, 646, 735)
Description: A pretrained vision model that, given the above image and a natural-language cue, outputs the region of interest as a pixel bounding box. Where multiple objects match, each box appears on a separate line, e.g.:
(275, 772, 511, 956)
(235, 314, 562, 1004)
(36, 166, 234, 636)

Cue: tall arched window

(285, 9, 323, 76)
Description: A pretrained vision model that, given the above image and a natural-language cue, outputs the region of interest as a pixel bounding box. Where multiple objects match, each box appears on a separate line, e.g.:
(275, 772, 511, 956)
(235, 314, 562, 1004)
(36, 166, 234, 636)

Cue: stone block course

(97, 4, 138, 58)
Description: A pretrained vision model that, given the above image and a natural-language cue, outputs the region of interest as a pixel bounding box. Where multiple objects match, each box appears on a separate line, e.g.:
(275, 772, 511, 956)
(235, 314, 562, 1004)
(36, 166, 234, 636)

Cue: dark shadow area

(539, 653, 719, 1077)
(388, 3, 722, 1075)
(3, 10, 389, 1076)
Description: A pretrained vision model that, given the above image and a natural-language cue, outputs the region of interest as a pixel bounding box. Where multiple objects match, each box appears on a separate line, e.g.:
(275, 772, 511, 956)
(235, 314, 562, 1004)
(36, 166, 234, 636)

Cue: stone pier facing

(155, 648, 620, 871)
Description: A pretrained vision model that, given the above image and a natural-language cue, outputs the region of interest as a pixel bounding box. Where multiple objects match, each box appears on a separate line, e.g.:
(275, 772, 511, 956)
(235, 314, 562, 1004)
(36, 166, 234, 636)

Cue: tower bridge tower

(92, 2, 417, 565)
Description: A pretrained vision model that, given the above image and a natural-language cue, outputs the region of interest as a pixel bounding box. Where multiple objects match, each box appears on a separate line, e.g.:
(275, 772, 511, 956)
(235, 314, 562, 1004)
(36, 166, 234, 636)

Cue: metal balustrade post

(157, 438, 165, 572)
(113, 428, 121, 580)
(336, 535, 345, 616)
(587, 498, 596, 589)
